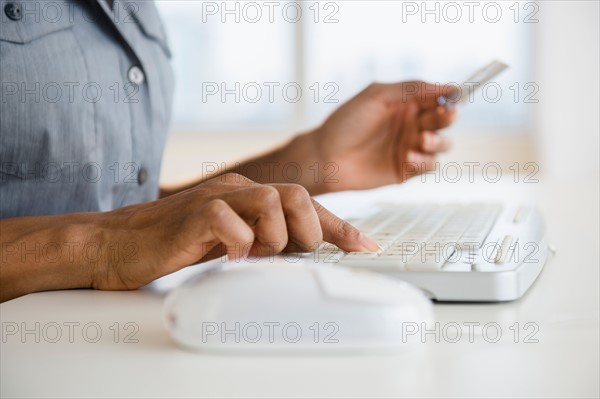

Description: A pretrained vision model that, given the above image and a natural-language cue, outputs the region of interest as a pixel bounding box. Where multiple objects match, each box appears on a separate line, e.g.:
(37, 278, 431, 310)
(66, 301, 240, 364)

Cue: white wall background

(535, 0, 600, 179)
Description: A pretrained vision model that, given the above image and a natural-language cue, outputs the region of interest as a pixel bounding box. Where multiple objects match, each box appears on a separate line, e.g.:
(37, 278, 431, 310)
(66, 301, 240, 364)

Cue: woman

(0, 0, 455, 302)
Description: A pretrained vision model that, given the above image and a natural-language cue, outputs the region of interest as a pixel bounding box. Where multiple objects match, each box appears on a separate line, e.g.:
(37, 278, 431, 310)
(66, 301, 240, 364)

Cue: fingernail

(359, 233, 381, 252)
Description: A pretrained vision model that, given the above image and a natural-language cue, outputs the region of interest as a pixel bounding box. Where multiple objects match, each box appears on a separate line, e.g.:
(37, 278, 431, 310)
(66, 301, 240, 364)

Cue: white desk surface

(2, 177, 599, 398)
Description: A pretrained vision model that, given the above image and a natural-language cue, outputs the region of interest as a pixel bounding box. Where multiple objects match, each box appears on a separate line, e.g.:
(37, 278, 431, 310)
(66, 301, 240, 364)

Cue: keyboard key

(343, 252, 379, 261)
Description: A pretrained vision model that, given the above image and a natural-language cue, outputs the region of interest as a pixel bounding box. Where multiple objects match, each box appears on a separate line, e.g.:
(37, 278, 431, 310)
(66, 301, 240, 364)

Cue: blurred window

(156, 1, 537, 132)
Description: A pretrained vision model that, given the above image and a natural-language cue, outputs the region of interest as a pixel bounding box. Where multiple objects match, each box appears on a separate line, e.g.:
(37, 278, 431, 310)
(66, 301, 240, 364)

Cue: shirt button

(4, 2, 23, 21)
(137, 167, 148, 186)
(128, 66, 145, 85)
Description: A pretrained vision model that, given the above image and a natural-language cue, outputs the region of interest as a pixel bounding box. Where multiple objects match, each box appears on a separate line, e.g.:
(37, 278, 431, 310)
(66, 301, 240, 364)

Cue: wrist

(278, 130, 332, 195)
(69, 214, 111, 291)
(38, 215, 104, 292)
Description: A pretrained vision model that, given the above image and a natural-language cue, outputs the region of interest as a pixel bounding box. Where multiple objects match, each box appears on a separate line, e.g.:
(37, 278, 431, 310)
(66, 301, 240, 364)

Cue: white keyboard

(308, 203, 550, 302)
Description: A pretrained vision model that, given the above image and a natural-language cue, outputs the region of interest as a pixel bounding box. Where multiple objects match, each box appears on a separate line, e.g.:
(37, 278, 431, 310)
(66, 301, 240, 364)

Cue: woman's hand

(97, 173, 379, 290)
(303, 81, 457, 193)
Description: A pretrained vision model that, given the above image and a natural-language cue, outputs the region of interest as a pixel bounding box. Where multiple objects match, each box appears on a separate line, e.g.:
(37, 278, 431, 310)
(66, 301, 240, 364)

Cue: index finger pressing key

(311, 199, 381, 253)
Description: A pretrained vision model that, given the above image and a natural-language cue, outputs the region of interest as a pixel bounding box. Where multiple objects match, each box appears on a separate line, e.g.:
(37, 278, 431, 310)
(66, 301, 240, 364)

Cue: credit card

(438, 60, 509, 106)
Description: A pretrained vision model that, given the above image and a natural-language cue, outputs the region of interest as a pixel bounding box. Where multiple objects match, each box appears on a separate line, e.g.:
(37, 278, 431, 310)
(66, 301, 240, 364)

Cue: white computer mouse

(164, 263, 433, 352)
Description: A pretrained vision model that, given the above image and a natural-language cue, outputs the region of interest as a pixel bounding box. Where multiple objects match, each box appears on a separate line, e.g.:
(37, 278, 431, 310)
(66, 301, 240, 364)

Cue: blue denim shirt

(0, 0, 175, 218)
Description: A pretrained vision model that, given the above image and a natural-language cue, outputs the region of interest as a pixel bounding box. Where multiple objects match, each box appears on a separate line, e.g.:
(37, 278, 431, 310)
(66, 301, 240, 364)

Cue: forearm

(160, 131, 328, 197)
(0, 214, 101, 302)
